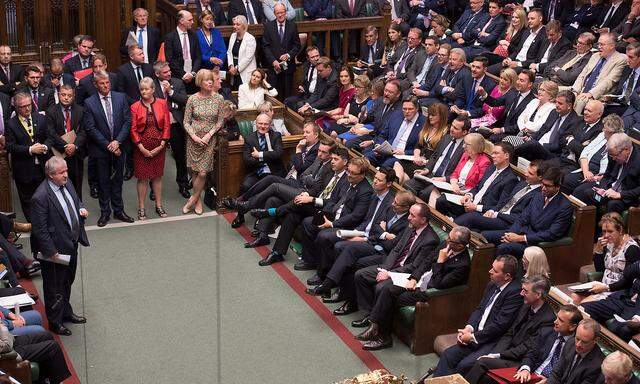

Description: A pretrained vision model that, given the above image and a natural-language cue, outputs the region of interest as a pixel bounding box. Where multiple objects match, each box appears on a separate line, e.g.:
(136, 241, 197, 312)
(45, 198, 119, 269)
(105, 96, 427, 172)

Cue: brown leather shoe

(12, 221, 31, 233)
(355, 323, 379, 341)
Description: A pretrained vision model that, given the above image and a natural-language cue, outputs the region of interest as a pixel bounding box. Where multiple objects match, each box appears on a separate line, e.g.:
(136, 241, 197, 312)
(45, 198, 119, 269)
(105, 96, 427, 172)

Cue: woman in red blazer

(449, 132, 491, 194)
(130, 77, 171, 220)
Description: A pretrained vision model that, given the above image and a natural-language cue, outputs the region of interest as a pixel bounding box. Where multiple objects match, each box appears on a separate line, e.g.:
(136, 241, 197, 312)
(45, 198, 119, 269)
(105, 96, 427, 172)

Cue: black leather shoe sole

(64, 315, 87, 324)
(231, 214, 244, 228)
(333, 302, 358, 316)
(294, 261, 317, 271)
(114, 213, 134, 223)
(244, 237, 269, 248)
(351, 317, 371, 328)
(50, 324, 72, 336)
(258, 254, 284, 266)
(97, 216, 110, 227)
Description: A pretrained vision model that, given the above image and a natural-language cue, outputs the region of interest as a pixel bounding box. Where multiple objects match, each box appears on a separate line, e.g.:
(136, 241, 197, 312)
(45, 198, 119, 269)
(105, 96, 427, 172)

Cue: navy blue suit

(515, 110, 580, 161)
(364, 111, 426, 167)
(437, 165, 519, 218)
(422, 66, 473, 109)
(434, 280, 524, 377)
(522, 328, 572, 374)
(452, 9, 490, 46)
(463, 14, 507, 57)
(482, 192, 574, 257)
(466, 76, 497, 118)
(83, 91, 131, 217)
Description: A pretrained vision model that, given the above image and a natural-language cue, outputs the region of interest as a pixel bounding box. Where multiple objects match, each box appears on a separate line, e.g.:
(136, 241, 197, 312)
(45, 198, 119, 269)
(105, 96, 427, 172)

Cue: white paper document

(393, 154, 415, 161)
(517, 157, 530, 172)
(444, 193, 464, 205)
(568, 282, 596, 292)
(388, 271, 433, 292)
(0, 293, 35, 309)
(414, 174, 454, 191)
(336, 230, 367, 239)
(550, 286, 573, 303)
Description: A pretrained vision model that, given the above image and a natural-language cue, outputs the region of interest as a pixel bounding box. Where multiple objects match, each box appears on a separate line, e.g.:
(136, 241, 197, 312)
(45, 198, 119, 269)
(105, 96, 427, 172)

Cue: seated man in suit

(356, 226, 472, 350)
(571, 32, 627, 114)
(573, 132, 640, 213)
(433, 255, 523, 377)
(0, 45, 25, 96)
(43, 58, 75, 104)
(410, 43, 451, 102)
(256, 148, 350, 266)
(296, 57, 339, 115)
(556, 99, 604, 177)
(456, 160, 544, 232)
(561, 114, 624, 195)
(63, 35, 94, 75)
(598, 351, 639, 384)
(5, 92, 50, 221)
(477, 70, 536, 143)
(385, 28, 426, 85)
(360, 97, 426, 167)
(467, 303, 582, 384)
(418, 48, 471, 109)
(305, 167, 397, 290)
(464, 276, 556, 383)
(482, 167, 574, 258)
(462, 1, 506, 58)
(294, 157, 373, 271)
(487, 9, 547, 76)
(119, 8, 162, 64)
(515, 90, 579, 161)
(436, 141, 519, 218)
(322, 191, 414, 315)
(603, 43, 640, 117)
(350, 203, 441, 331)
(240, 113, 285, 195)
(45, 85, 85, 199)
(405, 115, 470, 201)
(528, 20, 572, 76)
(83, 71, 134, 227)
(449, 0, 489, 49)
(539, 32, 595, 86)
(354, 26, 385, 76)
(18, 66, 55, 115)
(450, 56, 496, 119)
(401, 36, 440, 94)
(285, 46, 321, 110)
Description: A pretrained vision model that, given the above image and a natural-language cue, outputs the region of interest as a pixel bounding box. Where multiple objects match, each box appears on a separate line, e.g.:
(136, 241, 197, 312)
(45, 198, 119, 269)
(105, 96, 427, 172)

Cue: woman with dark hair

(394, 102, 449, 184)
(196, 10, 226, 70)
(316, 66, 356, 132)
(330, 74, 374, 138)
(237, 68, 278, 109)
(381, 23, 405, 70)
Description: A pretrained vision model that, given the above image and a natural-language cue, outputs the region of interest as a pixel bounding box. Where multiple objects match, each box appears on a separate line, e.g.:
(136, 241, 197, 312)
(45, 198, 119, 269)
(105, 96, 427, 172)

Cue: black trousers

(369, 282, 429, 334)
(338, 254, 385, 304)
(14, 180, 41, 222)
(354, 265, 394, 314)
(560, 170, 585, 195)
(299, 216, 326, 266)
(14, 331, 71, 384)
(40, 245, 78, 327)
(327, 241, 381, 283)
(435, 194, 466, 218)
(0, 234, 30, 284)
(243, 175, 300, 201)
(269, 70, 294, 101)
(240, 172, 269, 196)
(404, 178, 436, 202)
(573, 181, 629, 214)
(65, 155, 84, 201)
(313, 227, 344, 278)
(169, 122, 189, 187)
(465, 356, 520, 384)
(455, 212, 511, 232)
(514, 141, 555, 162)
(272, 202, 316, 255)
(582, 291, 640, 342)
(94, 154, 125, 216)
(87, 155, 98, 188)
(433, 342, 498, 377)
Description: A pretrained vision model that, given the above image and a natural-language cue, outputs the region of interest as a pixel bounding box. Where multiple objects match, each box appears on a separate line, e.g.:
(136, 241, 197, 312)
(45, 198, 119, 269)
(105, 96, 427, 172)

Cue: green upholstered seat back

(238, 120, 253, 139)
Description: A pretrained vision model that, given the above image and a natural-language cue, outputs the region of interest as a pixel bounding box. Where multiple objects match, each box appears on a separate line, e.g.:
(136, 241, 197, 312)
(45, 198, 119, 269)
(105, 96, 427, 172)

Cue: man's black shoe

(323, 289, 344, 303)
(258, 251, 284, 266)
(306, 274, 322, 286)
(294, 260, 316, 271)
(362, 335, 392, 350)
(97, 215, 110, 227)
(25, 261, 41, 276)
(90, 186, 99, 199)
(179, 185, 191, 199)
(50, 323, 72, 336)
(244, 235, 270, 248)
(64, 313, 87, 324)
(114, 212, 134, 223)
(250, 209, 270, 219)
(306, 281, 332, 295)
(250, 229, 260, 237)
(351, 316, 371, 328)
(333, 301, 358, 316)
(231, 213, 245, 228)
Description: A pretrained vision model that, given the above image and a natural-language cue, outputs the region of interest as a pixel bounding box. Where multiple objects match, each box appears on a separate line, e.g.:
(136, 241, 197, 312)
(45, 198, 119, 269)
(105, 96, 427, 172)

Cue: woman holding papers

(393, 102, 448, 184)
(572, 213, 640, 304)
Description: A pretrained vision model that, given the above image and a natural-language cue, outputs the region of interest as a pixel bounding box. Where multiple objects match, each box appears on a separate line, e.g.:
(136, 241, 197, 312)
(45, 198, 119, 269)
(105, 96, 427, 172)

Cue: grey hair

(578, 318, 601, 337)
(257, 101, 274, 112)
(449, 48, 466, 63)
(601, 351, 633, 380)
(233, 15, 248, 28)
(92, 70, 110, 83)
(606, 132, 632, 152)
(139, 76, 156, 90)
(521, 275, 551, 296)
(451, 226, 471, 246)
(13, 92, 32, 105)
(153, 60, 170, 74)
(602, 114, 625, 134)
(45, 156, 67, 175)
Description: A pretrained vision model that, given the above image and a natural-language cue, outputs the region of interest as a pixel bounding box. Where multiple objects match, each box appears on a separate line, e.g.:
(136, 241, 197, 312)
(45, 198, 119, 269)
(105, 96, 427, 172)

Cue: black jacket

(46, 103, 86, 158)
(116, 62, 156, 105)
(118, 25, 162, 63)
(262, 19, 301, 74)
(5, 113, 50, 183)
(242, 130, 285, 177)
(163, 29, 202, 80)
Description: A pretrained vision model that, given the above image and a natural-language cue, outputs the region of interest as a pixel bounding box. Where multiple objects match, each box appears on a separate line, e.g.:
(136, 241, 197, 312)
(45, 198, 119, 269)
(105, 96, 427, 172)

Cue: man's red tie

(65, 108, 72, 133)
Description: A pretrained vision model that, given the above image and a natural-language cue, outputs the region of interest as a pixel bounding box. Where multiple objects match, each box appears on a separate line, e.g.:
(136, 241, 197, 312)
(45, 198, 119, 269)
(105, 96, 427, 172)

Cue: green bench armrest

(539, 237, 573, 247)
(586, 271, 604, 282)
(423, 285, 469, 298)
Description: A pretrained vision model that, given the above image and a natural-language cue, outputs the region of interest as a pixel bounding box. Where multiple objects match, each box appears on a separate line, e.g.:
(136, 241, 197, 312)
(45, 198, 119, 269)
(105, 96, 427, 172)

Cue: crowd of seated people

(4, 0, 640, 380)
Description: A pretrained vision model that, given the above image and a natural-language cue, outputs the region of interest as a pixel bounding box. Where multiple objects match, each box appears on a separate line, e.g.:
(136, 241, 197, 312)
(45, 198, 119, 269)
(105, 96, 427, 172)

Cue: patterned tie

(582, 58, 606, 93)
(25, 116, 33, 140)
(278, 23, 285, 42)
(624, 69, 639, 102)
(540, 336, 565, 377)
(103, 96, 114, 134)
(182, 33, 190, 60)
(320, 173, 340, 199)
(64, 107, 72, 133)
(59, 185, 79, 241)
(392, 230, 417, 268)
(138, 28, 144, 49)
(32, 90, 39, 111)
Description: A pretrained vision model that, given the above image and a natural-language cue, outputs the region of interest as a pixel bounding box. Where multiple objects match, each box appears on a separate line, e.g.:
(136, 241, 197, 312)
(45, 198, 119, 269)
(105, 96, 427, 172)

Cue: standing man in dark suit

(350, 203, 441, 332)
(5, 92, 50, 221)
(456, 160, 544, 232)
(284, 46, 320, 110)
(46, 85, 86, 199)
(462, 1, 506, 58)
(30, 156, 90, 336)
(0, 45, 24, 96)
(18, 66, 55, 115)
(240, 113, 285, 194)
(227, 0, 265, 25)
(433, 255, 523, 377)
(333, 0, 367, 59)
(545, 319, 605, 384)
(405, 116, 469, 201)
(83, 71, 134, 227)
(153, 60, 190, 199)
(63, 35, 95, 75)
(482, 167, 574, 258)
(573, 133, 640, 213)
(437, 141, 519, 218)
(43, 58, 75, 105)
(262, 3, 301, 100)
(389, 0, 411, 33)
(117, 44, 156, 105)
(464, 276, 556, 383)
(356, 226, 472, 350)
(119, 8, 161, 64)
(163, 10, 202, 94)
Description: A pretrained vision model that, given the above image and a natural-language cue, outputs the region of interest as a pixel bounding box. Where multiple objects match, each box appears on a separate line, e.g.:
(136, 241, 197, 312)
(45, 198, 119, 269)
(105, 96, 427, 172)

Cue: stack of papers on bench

(0, 293, 35, 309)
(413, 175, 454, 191)
(568, 282, 596, 293)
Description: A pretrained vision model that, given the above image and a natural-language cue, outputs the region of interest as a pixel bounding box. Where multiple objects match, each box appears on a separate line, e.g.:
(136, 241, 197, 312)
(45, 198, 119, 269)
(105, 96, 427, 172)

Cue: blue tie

(435, 140, 457, 177)
(583, 58, 606, 93)
(541, 337, 565, 377)
(258, 134, 266, 150)
(138, 28, 144, 49)
(466, 79, 478, 110)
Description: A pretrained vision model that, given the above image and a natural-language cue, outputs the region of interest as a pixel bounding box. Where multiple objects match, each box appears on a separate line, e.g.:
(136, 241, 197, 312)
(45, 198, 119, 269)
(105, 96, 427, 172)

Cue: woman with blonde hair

(523, 246, 551, 279)
(227, 15, 257, 90)
(470, 68, 517, 128)
(394, 102, 449, 184)
(493, 8, 526, 58)
(331, 74, 374, 139)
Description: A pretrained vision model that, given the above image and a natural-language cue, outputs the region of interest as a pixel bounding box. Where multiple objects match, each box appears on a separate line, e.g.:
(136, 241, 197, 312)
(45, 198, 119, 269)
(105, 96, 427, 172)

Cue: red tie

(65, 108, 72, 133)
(349, 0, 355, 14)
